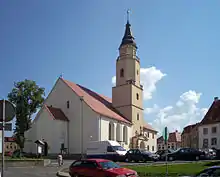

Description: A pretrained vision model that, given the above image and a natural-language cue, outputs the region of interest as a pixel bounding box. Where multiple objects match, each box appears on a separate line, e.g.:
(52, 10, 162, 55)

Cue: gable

(200, 100, 220, 125)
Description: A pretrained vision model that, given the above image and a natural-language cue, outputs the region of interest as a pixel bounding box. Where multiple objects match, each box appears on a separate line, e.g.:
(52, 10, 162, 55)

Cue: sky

(1, 0, 220, 136)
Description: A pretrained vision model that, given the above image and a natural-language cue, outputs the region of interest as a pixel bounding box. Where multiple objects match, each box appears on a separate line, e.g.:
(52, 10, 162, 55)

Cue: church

(24, 16, 157, 155)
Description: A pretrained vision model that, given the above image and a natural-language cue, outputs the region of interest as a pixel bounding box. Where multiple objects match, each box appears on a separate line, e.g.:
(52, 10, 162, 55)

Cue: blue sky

(1, 0, 220, 135)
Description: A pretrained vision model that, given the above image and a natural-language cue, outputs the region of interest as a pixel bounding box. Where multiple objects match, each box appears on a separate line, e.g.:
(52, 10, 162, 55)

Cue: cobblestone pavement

(3, 166, 63, 177)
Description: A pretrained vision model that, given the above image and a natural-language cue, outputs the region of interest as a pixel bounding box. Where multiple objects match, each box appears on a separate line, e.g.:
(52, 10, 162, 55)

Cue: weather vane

(127, 9, 131, 23)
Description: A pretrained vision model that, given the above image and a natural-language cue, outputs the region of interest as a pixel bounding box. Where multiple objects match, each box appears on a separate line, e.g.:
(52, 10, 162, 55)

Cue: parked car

(86, 140, 126, 162)
(155, 149, 174, 161)
(201, 148, 217, 160)
(5, 151, 13, 157)
(69, 159, 139, 177)
(167, 148, 205, 161)
(192, 166, 220, 177)
(124, 148, 159, 162)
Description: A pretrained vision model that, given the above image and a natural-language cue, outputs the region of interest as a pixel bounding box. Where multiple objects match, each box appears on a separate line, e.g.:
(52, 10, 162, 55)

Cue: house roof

(61, 78, 131, 124)
(157, 131, 181, 143)
(44, 105, 69, 122)
(200, 99, 220, 125)
(143, 124, 157, 133)
(182, 123, 198, 134)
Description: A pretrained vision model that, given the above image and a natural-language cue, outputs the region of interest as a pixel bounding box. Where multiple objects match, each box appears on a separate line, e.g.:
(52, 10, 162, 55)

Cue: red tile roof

(45, 105, 69, 122)
(157, 131, 181, 143)
(61, 78, 131, 124)
(200, 99, 220, 125)
(143, 124, 157, 132)
(182, 123, 198, 134)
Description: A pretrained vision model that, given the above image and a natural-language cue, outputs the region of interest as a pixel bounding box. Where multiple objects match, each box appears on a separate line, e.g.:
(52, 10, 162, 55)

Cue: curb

(56, 171, 70, 177)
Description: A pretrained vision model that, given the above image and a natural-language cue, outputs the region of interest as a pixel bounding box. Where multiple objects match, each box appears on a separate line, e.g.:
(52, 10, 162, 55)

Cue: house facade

(181, 123, 199, 148)
(24, 16, 157, 155)
(198, 97, 220, 149)
(157, 131, 181, 150)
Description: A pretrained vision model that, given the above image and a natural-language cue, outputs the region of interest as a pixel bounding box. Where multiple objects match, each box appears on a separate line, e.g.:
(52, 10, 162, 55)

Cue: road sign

(0, 100, 16, 122)
(0, 123, 12, 131)
(162, 127, 169, 144)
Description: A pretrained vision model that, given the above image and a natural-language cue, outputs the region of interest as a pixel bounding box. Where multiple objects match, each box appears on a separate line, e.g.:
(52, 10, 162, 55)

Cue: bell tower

(112, 11, 144, 136)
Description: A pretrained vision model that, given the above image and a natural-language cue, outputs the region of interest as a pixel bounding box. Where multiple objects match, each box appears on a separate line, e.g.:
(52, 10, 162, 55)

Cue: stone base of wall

(0, 159, 51, 167)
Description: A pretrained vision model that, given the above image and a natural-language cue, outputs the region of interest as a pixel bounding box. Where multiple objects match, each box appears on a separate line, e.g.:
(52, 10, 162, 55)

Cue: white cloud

(111, 67, 166, 100)
(145, 90, 208, 134)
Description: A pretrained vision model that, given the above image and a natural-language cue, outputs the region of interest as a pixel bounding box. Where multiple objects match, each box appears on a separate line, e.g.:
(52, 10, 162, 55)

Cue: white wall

(144, 130, 157, 152)
(100, 116, 132, 150)
(24, 107, 68, 154)
(41, 78, 99, 154)
(198, 123, 220, 149)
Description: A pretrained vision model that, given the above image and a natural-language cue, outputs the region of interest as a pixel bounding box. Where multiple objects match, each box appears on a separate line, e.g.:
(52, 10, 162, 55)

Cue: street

(2, 159, 213, 176)
(3, 166, 62, 177)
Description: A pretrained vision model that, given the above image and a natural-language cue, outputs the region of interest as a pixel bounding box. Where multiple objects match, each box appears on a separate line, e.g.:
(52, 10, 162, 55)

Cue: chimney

(214, 97, 219, 102)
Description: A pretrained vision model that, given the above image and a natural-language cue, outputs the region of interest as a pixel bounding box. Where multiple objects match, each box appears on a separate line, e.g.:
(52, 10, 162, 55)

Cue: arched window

(109, 122, 115, 140)
(120, 69, 124, 77)
(136, 93, 139, 100)
(123, 126, 128, 144)
(109, 123, 112, 140)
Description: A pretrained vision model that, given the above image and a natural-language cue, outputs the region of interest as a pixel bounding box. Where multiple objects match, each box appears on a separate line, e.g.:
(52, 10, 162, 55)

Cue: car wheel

(168, 156, 173, 161)
(195, 156, 199, 161)
(125, 157, 130, 162)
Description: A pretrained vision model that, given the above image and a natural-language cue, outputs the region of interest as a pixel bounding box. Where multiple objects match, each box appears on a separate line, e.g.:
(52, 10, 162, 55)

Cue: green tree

(8, 79, 45, 151)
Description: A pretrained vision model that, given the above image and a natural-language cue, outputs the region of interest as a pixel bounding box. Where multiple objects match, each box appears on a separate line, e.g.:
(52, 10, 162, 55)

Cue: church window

(147, 145, 149, 151)
(67, 101, 70, 109)
(137, 113, 139, 120)
(136, 93, 139, 100)
(152, 133, 154, 139)
(123, 126, 128, 144)
(120, 69, 124, 77)
(152, 146, 154, 151)
(108, 122, 115, 140)
(137, 70, 139, 75)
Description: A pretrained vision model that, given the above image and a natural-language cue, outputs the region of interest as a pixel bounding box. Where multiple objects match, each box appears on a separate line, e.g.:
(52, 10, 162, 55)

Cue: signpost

(162, 127, 169, 177)
(0, 99, 16, 177)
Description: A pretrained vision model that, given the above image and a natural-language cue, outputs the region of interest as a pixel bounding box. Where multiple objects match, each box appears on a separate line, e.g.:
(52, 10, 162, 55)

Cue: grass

(124, 161, 220, 176)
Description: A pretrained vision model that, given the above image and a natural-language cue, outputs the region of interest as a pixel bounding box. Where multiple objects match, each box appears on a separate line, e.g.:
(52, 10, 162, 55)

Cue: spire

(120, 9, 137, 49)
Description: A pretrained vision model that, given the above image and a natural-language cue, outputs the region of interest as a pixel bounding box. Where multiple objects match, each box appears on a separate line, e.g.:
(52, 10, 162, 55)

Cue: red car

(69, 158, 139, 177)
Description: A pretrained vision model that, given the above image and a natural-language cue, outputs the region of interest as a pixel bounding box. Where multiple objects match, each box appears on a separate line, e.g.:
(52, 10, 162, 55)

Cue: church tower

(112, 12, 144, 136)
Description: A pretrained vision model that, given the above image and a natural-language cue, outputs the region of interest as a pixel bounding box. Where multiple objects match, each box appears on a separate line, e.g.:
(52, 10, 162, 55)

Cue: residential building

(181, 123, 199, 148)
(198, 97, 220, 149)
(24, 15, 157, 155)
(157, 130, 181, 150)
(5, 137, 18, 153)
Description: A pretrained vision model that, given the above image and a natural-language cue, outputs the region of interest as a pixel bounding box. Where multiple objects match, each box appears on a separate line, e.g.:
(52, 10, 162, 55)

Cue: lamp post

(80, 96, 84, 159)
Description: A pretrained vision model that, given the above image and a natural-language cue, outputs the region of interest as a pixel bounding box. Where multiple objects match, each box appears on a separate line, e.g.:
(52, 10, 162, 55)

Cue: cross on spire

(127, 9, 130, 24)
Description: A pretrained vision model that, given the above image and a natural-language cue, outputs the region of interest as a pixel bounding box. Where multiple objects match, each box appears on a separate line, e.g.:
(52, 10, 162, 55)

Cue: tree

(8, 79, 45, 150)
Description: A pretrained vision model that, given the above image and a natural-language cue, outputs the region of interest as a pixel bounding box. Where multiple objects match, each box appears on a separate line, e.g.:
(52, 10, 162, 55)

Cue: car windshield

(112, 146, 126, 151)
(173, 148, 181, 153)
(99, 161, 120, 169)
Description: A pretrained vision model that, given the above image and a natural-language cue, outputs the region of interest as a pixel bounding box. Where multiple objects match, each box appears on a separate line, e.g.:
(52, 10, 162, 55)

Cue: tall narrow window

(136, 93, 139, 100)
(120, 69, 124, 77)
(137, 113, 139, 120)
(67, 101, 70, 109)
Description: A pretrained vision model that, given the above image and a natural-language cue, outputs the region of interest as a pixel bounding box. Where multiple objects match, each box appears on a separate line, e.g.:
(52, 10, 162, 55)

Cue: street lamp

(80, 96, 84, 159)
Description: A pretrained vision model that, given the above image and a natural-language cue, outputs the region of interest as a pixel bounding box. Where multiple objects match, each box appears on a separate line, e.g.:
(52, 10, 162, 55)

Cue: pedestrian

(57, 153, 63, 166)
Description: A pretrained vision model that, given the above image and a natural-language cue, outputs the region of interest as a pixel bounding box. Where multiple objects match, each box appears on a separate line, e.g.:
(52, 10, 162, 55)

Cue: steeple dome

(119, 10, 137, 49)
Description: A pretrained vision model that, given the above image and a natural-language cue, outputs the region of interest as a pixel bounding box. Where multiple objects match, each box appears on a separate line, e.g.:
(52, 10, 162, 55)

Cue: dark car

(167, 148, 205, 161)
(192, 166, 220, 177)
(124, 149, 159, 162)
(69, 159, 139, 177)
(155, 149, 174, 161)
